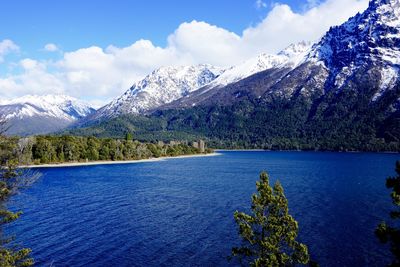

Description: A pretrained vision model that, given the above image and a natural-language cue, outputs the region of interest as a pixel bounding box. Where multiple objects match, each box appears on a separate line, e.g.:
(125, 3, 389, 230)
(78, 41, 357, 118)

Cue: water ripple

(5, 151, 399, 266)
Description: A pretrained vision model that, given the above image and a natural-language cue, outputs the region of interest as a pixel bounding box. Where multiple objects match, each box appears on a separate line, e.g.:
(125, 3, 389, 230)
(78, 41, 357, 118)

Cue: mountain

(162, 0, 400, 109)
(306, 0, 400, 99)
(0, 95, 95, 136)
(210, 41, 311, 88)
(70, 0, 400, 151)
(86, 64, 224, 122)
(85, 43, 311, 122)
(161, 41, 311, 109)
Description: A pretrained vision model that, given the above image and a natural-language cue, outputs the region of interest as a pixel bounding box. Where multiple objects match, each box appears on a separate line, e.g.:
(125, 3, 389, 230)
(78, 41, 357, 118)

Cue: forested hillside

(67, 85, 400, 152)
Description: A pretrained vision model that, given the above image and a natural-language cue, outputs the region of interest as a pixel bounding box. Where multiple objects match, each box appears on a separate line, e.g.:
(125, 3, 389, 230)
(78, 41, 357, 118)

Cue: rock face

(209, 41, 312, 88)
(0, 95, 95, 136)
(306, 0, 400, 100)
(89, 64, 224, 121)
(159, 42, 312, 109)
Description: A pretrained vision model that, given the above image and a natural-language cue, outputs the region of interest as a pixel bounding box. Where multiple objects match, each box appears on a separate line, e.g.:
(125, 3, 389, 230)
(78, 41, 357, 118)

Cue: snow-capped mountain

(0, 95, 94, 121)
(162, 0, 400, 109)
(0, 95, 95, 135)
(209, 41, 311, 88)
(305, 0, 400, 100)
(258, 0, 400, 105)
(160, 42, 312, 109)
(89, 64, 223, 120)
(86, 42, 311, 121)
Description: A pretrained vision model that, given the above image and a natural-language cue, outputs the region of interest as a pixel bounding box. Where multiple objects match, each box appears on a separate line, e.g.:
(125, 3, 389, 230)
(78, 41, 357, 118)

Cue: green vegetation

(231, 172, 310, 266)
(65, 91, 400, 152)
(13, 135, 209, 165)
(67, 115, 203, 143)
(0, 124, 37, 266)
(376, 161, 400, 267)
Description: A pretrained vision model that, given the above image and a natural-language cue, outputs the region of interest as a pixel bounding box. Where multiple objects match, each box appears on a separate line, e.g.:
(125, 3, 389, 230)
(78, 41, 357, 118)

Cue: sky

(0, 0, 370, 107)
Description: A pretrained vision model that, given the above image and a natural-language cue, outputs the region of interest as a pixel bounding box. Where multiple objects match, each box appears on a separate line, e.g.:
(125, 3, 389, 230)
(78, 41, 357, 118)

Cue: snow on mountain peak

(369, 0, 400, 28)
(301, 0, 400, 102)
(278, 41, 312, 58)
(210, 41, 312, 87)
(98, 64, 224, 116)
(309, 0, 400, 69)
(88, 41, 313, 120)
(0, 94, 95, 121)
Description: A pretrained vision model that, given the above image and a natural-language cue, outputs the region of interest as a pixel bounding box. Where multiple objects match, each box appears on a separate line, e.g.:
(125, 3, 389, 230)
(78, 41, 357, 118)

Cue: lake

(6, 151, 399, 266)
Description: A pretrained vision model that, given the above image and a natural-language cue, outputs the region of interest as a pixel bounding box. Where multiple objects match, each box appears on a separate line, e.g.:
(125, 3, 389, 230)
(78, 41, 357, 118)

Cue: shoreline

(215, 149, 266, 152)
(21, 152, 221, 169)
(215, 149, 399, 154)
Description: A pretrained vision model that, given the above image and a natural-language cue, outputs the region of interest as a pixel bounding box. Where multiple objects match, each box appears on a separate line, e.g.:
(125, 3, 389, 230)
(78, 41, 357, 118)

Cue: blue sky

(1, 0, 307, 54)
(0, 0, 369, 106)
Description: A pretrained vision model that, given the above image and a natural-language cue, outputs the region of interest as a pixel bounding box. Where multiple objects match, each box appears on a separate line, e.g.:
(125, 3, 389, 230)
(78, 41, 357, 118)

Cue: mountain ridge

(0, 94, 95, 136)
(87, 64, 224, 122)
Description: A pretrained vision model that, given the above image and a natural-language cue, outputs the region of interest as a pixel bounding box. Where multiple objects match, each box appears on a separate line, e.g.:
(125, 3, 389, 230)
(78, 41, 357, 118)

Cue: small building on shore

(199, 140, 205, 153)
(192, 139, 206, 153)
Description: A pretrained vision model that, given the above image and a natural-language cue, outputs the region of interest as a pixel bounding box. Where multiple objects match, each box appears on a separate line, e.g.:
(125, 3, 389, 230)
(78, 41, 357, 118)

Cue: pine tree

(232, 172, 310, 266)
(125, 132, 133, 141)
(0, 121, 37, 267)
(376, 161, 400, 267)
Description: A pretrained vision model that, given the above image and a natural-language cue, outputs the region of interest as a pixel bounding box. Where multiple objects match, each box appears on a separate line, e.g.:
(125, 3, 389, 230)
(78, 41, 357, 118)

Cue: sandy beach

(21, 152, 222, 169)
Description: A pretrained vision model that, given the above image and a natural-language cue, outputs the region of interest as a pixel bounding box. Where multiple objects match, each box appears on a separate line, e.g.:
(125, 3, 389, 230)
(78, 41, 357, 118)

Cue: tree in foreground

(0, 121, 37, 267)
(231, 172, 310, 266)
(376, 161, 400, 267)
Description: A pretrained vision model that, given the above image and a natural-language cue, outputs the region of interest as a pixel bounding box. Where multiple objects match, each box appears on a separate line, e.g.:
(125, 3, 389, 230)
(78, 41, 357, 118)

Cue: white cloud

(44, 43, 59, 52)
(0, 58, 65, 98)
(20, 58, 40, 70)
(0, 39, 19, 62)
(255, 0, 267, 9)
(167, 21, 242, 66)
(0, 0, 369, 106)
(240, 0, 369, 55)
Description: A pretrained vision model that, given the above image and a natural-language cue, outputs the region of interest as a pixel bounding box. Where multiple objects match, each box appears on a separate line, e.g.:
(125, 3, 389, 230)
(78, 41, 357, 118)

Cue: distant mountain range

(2, 0, 400, 151)
(0, 95, 95, 135)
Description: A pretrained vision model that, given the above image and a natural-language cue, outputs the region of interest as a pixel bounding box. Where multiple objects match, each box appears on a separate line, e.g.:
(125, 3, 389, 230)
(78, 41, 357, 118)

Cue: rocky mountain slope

(0, 95, 95, 136)
(88, 64, 223, 121)
(159, 42, 310, 110)
(209, 41, 311, 88)
(161, 0, 399, 110)
(160, 42, 312, 109)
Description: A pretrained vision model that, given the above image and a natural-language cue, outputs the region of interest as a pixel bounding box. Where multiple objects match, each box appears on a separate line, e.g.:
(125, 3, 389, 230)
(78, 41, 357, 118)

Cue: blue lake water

(5, 151, 400, 266)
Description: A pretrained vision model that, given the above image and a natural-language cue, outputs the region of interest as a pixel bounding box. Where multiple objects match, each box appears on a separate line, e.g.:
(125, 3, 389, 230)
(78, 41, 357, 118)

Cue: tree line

(12, 135, 210, 165)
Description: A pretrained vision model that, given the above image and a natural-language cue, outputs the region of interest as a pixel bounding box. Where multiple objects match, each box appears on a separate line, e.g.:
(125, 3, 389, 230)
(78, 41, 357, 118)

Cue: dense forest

(67, 89, 400, 152)
(7, 135, 210, 165)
